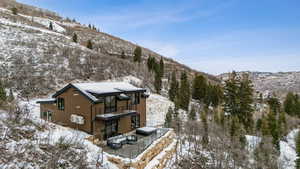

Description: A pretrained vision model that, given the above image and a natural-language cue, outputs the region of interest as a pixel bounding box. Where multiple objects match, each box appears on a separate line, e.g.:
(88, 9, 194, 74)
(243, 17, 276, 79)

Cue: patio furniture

(126, 135, 138, 144)
(107, 135, 127, 149)
(136, 127, 157, 136)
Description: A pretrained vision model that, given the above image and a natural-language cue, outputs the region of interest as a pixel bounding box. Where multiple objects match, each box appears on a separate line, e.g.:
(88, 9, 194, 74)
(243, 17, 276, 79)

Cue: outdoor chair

(126, 135, 138, 144)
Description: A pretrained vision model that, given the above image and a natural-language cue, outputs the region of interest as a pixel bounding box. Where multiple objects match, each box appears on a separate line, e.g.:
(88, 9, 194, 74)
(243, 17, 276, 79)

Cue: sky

(17, 0, 300, 75)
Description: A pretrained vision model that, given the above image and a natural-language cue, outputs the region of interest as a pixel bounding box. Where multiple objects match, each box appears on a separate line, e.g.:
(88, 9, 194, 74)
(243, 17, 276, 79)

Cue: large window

(131, 93, 140, 105)
(42, 111, 53, 121)
(131, 114, 140, 129)
(105, 96, 116, 113)
(105, 120, 118, 139)
(57, 98, 65, 110)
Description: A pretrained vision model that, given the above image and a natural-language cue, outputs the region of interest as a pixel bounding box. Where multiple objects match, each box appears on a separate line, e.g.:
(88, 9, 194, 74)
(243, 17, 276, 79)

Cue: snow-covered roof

(53, 82, 146, 103)
(36, 98, 56, 104)
(73, 82, 144, 94)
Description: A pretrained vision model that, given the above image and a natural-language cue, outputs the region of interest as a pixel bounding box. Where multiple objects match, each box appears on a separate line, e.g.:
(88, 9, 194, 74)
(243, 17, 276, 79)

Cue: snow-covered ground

(279, 129, 299, 169)
(245, 129, 299, 169)
(146, 94, 174, 127)
(16, 99, 119, 169)
(21, 14, 66, 33)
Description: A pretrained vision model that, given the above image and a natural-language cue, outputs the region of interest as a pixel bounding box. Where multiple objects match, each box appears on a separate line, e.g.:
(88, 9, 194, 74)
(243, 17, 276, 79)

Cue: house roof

(36, 98, 56, 104)
(52, 82, 146, 104)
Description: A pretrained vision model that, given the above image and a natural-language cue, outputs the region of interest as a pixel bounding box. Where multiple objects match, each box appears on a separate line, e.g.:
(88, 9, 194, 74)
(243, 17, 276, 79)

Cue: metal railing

(96, 104, 138, 115)
(106, 128, 170, 159)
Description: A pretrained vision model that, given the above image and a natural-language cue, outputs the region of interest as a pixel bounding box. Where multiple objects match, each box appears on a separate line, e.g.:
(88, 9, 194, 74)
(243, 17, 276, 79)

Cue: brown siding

(40, 103, 56, 121)
(39, 87, 147, 140)
(57, 87, 93, 133)
(118, 116, 132, 133)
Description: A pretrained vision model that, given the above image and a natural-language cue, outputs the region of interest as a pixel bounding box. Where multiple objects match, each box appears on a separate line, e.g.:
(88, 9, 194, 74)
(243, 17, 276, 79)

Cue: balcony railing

(96, 104, 138, 115)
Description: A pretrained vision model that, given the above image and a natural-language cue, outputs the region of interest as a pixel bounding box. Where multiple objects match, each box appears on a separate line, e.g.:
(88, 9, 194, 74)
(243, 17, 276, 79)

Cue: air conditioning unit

(70, 114, 84, 125)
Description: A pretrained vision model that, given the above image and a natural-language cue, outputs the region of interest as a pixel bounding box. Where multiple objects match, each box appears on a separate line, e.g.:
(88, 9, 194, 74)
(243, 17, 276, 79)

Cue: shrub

(11, 7, 18, 15)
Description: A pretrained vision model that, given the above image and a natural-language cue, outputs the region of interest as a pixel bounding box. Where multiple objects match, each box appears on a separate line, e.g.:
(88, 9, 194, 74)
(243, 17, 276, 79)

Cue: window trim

(105, 119, 118, 139)
(104, 96, 117, 113)
(131, 114, 140, 129)
(131, 93, 140, 105)
(57, 98, 65, 110)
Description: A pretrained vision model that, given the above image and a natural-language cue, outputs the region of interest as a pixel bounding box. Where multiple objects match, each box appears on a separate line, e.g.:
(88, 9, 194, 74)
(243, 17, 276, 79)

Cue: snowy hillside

(146, 94, 174, 127)
(218, 71, 300, 99)
(279, 129, 299, 169)
(0, 0, 219, 100)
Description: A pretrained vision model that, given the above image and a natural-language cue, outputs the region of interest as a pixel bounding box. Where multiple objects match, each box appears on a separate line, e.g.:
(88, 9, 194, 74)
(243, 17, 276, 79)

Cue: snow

(20, 14, 66, 33)
(74, 82, 144, 94)
(0, 17, 66, 37)
(71, 82, 145, 102)
(245, 135, 261, 152)
(146, 94, 174, 127)
(17, 99, 119, 169)
(36, 98, 56, 102)
(279, 129, 299, 169)
(137, 127, 157, 133)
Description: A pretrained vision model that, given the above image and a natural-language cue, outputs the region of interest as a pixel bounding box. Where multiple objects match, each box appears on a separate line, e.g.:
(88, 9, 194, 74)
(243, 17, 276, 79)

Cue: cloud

(79, 0, 236, 33)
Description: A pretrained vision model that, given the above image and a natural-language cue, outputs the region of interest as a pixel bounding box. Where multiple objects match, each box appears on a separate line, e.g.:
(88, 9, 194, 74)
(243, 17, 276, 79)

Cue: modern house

(37, 82, 149, 140)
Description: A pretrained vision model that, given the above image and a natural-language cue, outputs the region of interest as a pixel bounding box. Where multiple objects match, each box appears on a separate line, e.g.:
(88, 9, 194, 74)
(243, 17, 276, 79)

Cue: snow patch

(279, 129, 299, 169)
(146, 94, 174, 127)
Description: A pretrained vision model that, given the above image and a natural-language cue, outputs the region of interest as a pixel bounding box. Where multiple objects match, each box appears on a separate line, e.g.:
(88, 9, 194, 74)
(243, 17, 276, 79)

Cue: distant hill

(218, 71, 300, 99)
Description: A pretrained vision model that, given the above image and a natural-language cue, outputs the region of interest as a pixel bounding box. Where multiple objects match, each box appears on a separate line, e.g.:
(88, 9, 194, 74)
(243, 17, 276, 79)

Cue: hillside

(218, 71, 300, 99)
(0, 0, 219, 99)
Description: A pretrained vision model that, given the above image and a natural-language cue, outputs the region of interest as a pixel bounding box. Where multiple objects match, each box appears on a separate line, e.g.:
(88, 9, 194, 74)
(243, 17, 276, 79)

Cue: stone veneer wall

(107, 130, 176, 169)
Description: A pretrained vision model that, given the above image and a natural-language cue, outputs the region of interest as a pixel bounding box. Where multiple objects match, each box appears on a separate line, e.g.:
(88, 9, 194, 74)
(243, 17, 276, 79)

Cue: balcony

(95, 104, 138, 121)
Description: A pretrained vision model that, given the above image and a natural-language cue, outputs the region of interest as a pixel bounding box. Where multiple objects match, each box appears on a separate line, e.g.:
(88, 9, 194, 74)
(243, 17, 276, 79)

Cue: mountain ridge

(0, 0, 219, 98)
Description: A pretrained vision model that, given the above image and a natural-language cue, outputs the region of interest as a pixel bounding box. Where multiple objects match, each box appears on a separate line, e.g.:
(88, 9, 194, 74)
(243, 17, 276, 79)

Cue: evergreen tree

(164, 107, 173, 128)
(295, 132, 300, 169)
(0, 80, 6, 102)
(121, 51, 126, 59)
(178, 72, 190, 111)
(188, 105, 196, 120)
(159, 57, 164, 77)
(203, 83, 212, 108)
(192, 74, 207, 102)
(284, 92, 299, 116)
(238, 74, 254, 132)
(8, 88, 14, 102)
(72, 33, 78, 43)
(154, 70, 162, 94)
(87, 40, 93, 49)
(147, 56, 156, 71)
(223, 71, 240, 116)
(210, 85, 223, 108)
(133, 46, 142, 63)
(256, 118, 262, 132)
(168, 71, 178, 102)
(230, 116, 239, 139)
(261, 115, 269, 136)
(11, 7, 18, 15)
(49, 22, 53, 30)
(223, 72, 254, 133)
(267, 110, 280, 150)
(201, 111, 209, 145)
(267, 96, 281, 114)
(88, 24, 91, 29)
